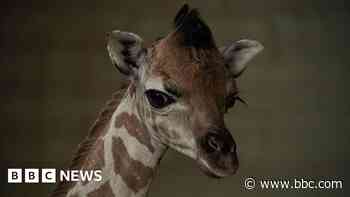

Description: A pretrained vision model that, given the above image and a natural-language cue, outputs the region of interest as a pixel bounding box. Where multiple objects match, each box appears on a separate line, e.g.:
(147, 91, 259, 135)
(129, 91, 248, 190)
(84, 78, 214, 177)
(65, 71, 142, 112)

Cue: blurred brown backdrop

(1, 0, 349, 196)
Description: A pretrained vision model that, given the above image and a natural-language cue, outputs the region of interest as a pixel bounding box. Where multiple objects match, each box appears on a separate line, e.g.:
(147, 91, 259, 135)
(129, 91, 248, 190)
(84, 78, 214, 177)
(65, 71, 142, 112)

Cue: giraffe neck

(65, 86, 167, 197)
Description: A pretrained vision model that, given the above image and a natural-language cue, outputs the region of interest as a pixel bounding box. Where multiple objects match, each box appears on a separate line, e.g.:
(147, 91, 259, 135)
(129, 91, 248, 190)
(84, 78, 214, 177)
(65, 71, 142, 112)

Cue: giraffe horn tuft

(173, 5, 216, 49)
(174, 4, 190, 27)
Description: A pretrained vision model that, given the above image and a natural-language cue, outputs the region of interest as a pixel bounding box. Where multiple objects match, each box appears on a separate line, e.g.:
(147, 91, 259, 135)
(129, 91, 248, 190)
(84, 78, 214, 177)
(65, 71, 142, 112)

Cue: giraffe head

(107, 4, 263, 178)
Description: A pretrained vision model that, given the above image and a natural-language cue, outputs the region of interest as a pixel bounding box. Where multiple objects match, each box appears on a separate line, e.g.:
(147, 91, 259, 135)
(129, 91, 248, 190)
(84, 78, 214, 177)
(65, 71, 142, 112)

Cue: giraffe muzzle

(197, 128, 239, 178)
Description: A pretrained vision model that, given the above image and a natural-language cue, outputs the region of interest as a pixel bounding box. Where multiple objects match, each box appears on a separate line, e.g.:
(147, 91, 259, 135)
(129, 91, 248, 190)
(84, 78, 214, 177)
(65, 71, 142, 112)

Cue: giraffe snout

(197, 128, 239, 178)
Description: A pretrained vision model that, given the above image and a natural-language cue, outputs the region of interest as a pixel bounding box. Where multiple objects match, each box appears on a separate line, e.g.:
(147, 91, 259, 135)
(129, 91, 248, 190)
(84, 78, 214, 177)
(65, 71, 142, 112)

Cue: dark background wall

(1, 0, 349, 196)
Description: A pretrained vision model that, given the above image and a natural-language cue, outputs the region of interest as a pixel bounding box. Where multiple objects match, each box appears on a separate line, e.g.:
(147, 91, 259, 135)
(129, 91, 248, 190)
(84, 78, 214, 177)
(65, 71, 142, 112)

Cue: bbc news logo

(7, 168, 102, 184)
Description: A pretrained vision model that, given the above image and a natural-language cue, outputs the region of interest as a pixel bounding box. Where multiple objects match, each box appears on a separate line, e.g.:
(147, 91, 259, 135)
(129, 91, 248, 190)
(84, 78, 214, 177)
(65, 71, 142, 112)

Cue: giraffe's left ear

(107, 30, 146, 77)
(220, 39, 263, 78)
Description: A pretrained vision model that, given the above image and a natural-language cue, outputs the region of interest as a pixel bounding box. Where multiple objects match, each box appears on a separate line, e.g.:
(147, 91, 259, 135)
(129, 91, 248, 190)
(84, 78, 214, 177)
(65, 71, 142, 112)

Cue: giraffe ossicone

(52, 4, 263, 197)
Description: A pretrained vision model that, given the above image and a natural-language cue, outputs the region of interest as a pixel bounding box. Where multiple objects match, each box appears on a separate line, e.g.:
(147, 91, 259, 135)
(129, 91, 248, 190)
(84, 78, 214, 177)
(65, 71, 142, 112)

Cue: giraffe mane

(51, 84, 128, 197)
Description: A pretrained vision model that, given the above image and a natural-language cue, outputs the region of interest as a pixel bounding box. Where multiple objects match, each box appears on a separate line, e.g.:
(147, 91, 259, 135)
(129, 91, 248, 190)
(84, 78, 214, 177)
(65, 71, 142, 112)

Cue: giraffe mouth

(198, 159, 230, 178)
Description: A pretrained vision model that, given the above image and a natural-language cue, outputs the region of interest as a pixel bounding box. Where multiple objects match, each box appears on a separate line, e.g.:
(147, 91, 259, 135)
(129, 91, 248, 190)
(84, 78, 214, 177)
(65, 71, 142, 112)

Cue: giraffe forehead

(149, 43, 227, 95)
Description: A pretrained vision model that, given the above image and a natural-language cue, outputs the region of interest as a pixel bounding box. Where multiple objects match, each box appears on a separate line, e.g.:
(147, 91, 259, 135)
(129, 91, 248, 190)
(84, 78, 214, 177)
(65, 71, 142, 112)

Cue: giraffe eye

(145, 89, 175, 109)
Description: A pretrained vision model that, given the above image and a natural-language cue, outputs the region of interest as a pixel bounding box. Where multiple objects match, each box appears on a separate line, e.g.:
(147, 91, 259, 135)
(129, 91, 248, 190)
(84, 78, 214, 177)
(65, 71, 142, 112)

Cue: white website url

(244, 177, 343, 190)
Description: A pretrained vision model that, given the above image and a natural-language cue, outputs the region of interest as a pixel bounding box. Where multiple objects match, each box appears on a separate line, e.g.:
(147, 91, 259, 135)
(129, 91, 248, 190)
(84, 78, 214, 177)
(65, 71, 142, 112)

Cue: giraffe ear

(220, 39, 263, 78)
(107, 30, 146, 77)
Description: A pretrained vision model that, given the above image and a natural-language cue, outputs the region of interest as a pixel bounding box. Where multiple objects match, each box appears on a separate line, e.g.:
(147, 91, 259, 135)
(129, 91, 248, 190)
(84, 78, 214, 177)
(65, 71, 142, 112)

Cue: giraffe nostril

(208, 136, 221, 152)
(202, 130, 237, 154)
(204, 134, 224, 153)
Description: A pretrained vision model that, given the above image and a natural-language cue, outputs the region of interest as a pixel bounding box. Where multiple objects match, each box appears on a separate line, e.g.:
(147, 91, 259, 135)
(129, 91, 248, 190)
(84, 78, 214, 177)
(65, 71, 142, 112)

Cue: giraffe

(51, 4, 263, 197)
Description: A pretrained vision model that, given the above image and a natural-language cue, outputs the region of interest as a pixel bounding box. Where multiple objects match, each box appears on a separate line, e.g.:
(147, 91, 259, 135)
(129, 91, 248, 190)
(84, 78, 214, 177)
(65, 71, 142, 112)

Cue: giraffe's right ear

(220, 39, 263, 78)
(107, 30, 146, 77)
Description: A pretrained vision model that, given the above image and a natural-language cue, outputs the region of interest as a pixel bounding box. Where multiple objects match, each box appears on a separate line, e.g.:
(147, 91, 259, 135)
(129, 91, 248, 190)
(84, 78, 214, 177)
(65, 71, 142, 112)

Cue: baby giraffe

(51, 4, 263, 197)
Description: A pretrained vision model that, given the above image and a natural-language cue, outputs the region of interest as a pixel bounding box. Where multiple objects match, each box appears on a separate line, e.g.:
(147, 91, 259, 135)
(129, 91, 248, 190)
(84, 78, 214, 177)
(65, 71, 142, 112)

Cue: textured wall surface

(1, 0, 349, 196)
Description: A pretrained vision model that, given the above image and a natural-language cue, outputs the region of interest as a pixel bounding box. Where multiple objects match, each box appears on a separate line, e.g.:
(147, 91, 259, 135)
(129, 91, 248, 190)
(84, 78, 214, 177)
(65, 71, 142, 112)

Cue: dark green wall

(1, 0, 349, 196)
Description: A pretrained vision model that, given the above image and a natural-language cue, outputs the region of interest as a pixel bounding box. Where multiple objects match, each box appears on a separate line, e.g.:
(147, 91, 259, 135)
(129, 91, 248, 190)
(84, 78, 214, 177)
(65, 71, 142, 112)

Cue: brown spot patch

(115, 112, 155, 153)
(87, 181, 114, 197)
(112, 137, 154, 193)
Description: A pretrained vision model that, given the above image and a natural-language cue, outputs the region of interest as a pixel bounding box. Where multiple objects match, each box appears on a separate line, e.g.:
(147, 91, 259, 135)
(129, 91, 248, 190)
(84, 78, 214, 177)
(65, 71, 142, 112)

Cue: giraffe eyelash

(236, 96, 248, 106)
(225, 92, 248, 112)
(231, 90, 247, 106)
